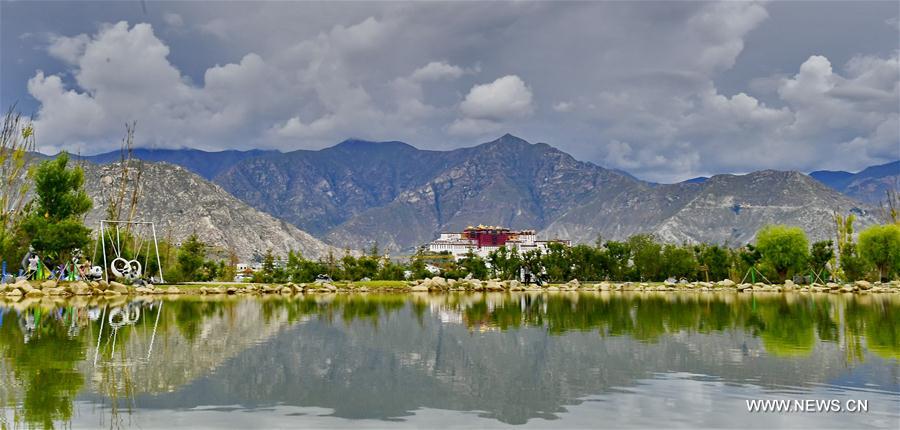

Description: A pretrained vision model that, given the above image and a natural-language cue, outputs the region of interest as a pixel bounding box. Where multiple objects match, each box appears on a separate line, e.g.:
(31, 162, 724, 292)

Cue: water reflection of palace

(0, 293, 898, 428)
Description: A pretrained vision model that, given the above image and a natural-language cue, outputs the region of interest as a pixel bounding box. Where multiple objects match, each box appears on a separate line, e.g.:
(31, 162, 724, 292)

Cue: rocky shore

(1, 277, 898, 299)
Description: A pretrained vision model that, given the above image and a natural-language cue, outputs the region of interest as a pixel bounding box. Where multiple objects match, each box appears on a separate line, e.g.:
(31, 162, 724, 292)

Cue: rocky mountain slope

(544, 170, 873, 246)
(809, 160, 899, 204)
(80, 161, 336, 261)
(212, 135, 876, 252)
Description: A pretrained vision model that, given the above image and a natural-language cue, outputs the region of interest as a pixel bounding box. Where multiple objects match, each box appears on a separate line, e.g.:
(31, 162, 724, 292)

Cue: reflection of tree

(454, 293, 898, 359)
(0, 292, 897, 427)
(754, 300, 816, 357)
(0, 309, 85, 429)
(846, 299, 900, 360)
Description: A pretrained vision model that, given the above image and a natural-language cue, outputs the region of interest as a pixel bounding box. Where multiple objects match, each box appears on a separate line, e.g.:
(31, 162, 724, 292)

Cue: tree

(604, 240, 631, 281)
(0, 107, 36, 271)
(696, 244, 730, 281)
(660, 244, 698, 280)
(487, 246, 521, 280)
(175, 234, 207, 281)
(628, 234, 662, 281)
(20, 152, 92, 262)
(541, 242, 572, 281)
(809, 240, 834, 278)
(834, 213, 868, 281)
(858, 224, 900, 281)
(755, 225, 809, 282)
(457, 250, 488, 279)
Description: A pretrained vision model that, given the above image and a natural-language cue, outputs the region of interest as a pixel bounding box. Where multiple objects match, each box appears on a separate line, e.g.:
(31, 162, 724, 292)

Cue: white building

(427, 225, 570, 260)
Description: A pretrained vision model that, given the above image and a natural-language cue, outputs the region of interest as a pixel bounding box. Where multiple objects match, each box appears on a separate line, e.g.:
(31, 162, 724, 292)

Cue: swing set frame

(98, 220, 165, 284)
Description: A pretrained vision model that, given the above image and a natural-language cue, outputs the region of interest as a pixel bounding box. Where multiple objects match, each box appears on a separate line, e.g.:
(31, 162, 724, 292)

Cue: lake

(0, 292, 897, 429)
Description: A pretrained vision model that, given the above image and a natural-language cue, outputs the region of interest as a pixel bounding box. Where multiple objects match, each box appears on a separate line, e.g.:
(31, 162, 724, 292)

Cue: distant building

(427, 224, 570, 260)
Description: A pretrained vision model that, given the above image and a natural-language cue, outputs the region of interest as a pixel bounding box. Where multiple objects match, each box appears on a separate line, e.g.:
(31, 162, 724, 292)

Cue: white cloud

(163, 12, 184, 28)
(47, 34, 89, 65)
(410, 61, 466, 82)
(447, 118, 503, 137)
(553, 101, 574, 112)
(460, 75, 534, 120)
(15, 2, 898, 181)
(200, 18, 229, 39)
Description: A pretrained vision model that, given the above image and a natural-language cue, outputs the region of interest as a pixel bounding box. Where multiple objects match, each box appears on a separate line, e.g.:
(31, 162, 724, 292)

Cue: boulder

(166, 286, 182, 294)
(410, 284, 429, 292)
(280, 286, 293, 294)
(40, 280, 57, 289)
(507, 280, 521, 290)
(718, 279, 735, 287)
(46, 287, 67, 296)
(135, 287, 154, 294)
(783, 280, 795, 290)
(854, 280, 872, 290)
(109, 281, 129, 294)
(485, 281, 503, 291)
(66, 282, 93, 296)
(430, 277, 449, 290)
(25, 289, 45, 298)
(227, 286, 239, 294)
(567, 279, 581, 289)
(5, 288, 22, 297)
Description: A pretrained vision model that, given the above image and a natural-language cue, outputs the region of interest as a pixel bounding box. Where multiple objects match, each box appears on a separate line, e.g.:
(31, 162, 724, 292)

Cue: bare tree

(0, 106, 36, 235)
(879, 188, 899, 225)
(105, 121, 145, 226)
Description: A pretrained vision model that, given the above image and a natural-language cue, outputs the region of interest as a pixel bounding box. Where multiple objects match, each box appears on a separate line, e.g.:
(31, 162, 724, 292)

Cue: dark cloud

(1, 1, 897, 182)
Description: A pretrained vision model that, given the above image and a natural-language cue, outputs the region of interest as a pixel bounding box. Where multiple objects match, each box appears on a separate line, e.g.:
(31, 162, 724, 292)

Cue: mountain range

(809, 160, 899, 205)
(68, 134, 891, 254)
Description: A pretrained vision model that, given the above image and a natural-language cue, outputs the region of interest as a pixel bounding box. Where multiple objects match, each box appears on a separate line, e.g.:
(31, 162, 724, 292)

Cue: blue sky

(1, 1, 898, 182)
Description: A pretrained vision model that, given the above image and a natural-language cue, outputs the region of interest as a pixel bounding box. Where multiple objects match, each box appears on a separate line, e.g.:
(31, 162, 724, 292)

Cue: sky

(1, 1, 898, 183)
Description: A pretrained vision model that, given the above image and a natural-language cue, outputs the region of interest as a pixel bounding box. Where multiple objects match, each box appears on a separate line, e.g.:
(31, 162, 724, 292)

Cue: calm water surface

(0, 292, 897, 429)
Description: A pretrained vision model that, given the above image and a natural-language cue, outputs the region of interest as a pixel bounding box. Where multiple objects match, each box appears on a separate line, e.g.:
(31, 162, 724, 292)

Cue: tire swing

(106, 224, 143, 280)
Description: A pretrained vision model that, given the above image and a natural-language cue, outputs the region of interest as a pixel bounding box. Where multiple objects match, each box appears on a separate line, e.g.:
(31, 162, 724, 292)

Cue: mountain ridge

(211, 135, 877, 252)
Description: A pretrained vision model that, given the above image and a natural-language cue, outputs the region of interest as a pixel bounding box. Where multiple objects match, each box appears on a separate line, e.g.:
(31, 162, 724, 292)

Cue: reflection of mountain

(1, 293, 898, 427)
(77, 298, 292, 396)
(127, 294, 899, 425)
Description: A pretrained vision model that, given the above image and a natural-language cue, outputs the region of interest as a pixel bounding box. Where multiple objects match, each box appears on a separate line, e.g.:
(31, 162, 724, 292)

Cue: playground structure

(0, 219, 166, 284)
(98, 220, 165, 284)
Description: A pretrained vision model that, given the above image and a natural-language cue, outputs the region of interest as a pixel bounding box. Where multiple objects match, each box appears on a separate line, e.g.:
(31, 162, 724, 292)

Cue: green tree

(696, 244, 730, 281)
(487, 246, 522, 280)
(604, 240, 631, 281)
(21, 152, 92, 262)
(457, 250, 489, 279)
(755, 225, 809, 282)
(809, 240, 834, 278)
(541, 242, 572, 281)
(660, 244, 698, 280)
(628, 234, 662, 281)
(858, 224, 900, 281)
(175, 234, 206, 281)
